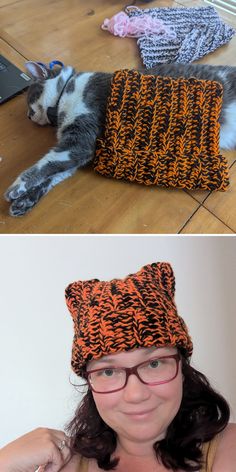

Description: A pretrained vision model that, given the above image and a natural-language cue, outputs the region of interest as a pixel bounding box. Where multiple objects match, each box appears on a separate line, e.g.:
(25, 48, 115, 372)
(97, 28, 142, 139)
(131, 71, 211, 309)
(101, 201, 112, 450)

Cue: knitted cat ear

(25, 61, 49, 79)
(65, 279, 100, 321)
(160, 262, 175, 298)
(143, 262, 175, 298)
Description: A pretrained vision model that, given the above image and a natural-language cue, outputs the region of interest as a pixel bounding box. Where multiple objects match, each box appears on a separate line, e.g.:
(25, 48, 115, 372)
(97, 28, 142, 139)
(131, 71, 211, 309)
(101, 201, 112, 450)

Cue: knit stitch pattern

(94, 70, 229, 191)
(65, 262, 193, 376)
(126, 6, 235, 67)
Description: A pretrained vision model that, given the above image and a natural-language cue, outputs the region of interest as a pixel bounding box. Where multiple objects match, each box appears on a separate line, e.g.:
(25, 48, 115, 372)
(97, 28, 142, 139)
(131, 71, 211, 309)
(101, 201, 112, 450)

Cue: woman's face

(87, 346, 183, 445)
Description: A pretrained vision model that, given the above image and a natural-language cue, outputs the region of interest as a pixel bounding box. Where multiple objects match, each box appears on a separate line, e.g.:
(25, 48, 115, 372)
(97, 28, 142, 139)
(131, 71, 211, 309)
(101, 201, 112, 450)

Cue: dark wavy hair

(64, 353, 230, 471)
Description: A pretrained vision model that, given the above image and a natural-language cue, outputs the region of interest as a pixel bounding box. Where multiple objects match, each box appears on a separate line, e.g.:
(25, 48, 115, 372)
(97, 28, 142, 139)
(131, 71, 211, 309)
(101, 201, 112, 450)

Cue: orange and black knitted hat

(94, 69, 229, 191)
(65, 262, 193, 376)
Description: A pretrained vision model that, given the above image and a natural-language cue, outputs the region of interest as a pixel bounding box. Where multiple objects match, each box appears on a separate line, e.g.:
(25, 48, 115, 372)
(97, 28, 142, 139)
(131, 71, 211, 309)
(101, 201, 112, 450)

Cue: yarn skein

(101, 10, 175, 38)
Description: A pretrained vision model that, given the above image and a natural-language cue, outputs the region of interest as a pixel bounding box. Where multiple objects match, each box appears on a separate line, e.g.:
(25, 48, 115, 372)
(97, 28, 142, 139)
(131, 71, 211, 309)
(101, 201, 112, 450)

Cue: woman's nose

(123, 373, 151, 403)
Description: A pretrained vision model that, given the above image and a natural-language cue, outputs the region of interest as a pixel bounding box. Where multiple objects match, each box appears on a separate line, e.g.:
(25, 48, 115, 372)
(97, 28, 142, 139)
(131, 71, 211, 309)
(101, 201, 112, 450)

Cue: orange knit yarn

(65, 262, 193, 376)
(94, 69, 229, 191)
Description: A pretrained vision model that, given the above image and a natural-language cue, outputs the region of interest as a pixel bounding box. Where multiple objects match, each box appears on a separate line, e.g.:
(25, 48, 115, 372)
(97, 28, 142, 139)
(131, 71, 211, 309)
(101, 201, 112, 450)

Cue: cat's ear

(25, 61, 49, 79)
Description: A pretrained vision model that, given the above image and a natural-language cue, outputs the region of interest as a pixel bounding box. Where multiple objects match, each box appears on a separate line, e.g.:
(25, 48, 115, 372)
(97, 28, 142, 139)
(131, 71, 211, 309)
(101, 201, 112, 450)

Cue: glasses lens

(89, 367, 126, 392)
(138, 357, 177, 384)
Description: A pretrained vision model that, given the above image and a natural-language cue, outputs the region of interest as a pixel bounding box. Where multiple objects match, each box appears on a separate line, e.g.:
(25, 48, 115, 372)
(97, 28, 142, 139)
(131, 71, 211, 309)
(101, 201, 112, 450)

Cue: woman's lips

(124, 408, 154, 418)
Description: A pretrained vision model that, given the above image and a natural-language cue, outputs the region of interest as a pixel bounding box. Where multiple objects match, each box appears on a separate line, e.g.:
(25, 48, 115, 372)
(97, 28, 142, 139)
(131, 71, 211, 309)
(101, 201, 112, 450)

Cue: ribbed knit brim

(94, 69, 229, 191)
(65, 262, 193, 376)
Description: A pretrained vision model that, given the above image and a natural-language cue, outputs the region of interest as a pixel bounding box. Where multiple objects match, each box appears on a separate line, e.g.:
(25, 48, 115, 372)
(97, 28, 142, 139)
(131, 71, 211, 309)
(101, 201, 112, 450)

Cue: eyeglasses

(84, 354, 180, 394)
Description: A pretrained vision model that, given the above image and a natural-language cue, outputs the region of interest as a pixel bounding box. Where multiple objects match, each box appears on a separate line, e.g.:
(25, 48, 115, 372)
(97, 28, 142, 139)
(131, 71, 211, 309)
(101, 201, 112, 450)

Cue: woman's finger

(27, 430, 72, 472)
(36, 433, 72, 472)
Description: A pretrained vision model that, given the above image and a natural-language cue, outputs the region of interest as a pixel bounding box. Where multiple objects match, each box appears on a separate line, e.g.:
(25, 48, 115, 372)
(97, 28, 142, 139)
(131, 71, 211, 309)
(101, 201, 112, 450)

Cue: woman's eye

(149, 360, 160, 368)
(94, 368, 116, 378)
(103, 368, 115, 377)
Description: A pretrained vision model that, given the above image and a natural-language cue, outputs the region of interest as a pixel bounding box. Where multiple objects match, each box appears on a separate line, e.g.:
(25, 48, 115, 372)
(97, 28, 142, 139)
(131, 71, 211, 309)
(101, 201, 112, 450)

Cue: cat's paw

(5, 166, 45, 202)
(9, 193, 37, 216)
(4, 178, 27, 202)
(8, 179, 51, 216)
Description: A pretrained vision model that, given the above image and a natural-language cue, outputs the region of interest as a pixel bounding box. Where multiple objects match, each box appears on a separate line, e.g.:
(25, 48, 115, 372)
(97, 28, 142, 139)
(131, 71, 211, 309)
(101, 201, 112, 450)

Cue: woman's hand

(0, 427, 72, 472)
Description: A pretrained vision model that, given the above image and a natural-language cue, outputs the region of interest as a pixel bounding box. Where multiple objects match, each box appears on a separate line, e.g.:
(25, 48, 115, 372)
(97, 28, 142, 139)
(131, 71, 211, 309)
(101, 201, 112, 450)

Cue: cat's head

(25, 61, 74, 126)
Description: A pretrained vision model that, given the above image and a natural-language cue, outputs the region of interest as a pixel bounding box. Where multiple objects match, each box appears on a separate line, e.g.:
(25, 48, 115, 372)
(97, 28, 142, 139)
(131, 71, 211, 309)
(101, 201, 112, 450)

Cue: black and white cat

(5, 61, 236, 216)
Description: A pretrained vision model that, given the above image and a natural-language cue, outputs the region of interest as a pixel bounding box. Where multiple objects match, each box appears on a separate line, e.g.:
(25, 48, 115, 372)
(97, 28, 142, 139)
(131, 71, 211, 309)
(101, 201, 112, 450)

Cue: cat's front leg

(5, 112, 99, 215)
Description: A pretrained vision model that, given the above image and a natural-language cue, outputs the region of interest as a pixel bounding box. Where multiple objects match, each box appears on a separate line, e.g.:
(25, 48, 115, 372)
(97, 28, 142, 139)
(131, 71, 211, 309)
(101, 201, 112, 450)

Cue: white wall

(0, 235, 235, 447)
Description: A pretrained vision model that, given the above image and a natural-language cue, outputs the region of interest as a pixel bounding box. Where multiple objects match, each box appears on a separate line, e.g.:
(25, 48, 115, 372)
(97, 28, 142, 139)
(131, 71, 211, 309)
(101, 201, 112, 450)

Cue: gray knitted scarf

(126, 5, 235, 67)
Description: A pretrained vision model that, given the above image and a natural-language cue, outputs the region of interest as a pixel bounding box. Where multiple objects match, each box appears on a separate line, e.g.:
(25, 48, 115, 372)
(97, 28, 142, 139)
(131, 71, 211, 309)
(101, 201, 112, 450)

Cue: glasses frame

(84, 353, 180, 394)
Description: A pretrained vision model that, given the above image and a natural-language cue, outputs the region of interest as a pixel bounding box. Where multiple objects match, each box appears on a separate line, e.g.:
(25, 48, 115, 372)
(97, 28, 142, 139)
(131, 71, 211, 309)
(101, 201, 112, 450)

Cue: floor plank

(180, 205, 234, 233)
(0, 0, 22, 7)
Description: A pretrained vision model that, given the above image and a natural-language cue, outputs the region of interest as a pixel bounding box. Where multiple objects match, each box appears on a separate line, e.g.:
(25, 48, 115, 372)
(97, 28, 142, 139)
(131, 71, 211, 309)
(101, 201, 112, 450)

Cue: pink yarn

(101, 10, 175, 39)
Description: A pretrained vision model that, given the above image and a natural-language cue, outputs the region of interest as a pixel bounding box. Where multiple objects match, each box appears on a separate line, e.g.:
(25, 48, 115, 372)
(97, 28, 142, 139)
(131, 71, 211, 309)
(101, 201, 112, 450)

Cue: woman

(0, 262, 235, 472)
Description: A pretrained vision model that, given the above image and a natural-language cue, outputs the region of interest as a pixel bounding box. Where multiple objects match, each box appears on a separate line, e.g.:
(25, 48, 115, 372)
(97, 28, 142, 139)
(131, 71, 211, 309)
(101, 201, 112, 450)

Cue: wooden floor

(1, 0, 236, 234)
